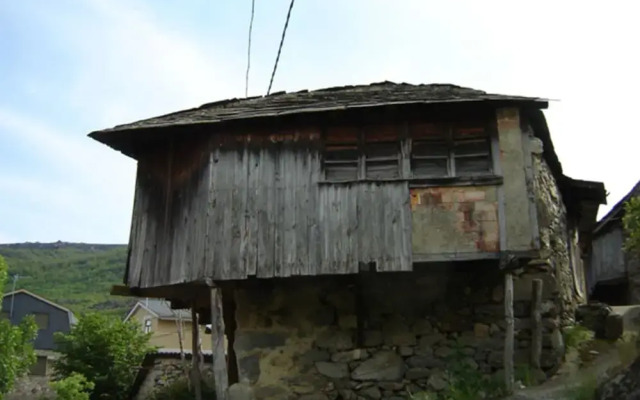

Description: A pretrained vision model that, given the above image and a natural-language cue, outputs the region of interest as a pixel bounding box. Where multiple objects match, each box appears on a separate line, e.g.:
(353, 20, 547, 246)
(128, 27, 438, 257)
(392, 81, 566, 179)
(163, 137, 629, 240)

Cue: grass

(564, 325, 594, 351)
(562, 374, 598, 400)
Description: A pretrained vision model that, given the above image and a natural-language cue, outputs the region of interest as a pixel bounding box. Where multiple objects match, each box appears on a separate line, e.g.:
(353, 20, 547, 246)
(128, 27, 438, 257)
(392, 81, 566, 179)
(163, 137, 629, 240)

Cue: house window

(323, 127, 359, 181)
(322, 122, 492, 181)
(29, 356, 48, 376)
(143, 318, 152, 334)
(33, 313, 49, 330)
(323, 126, 400, 181)
(363, 128, 400, 179)
(410, 123, 492, 178)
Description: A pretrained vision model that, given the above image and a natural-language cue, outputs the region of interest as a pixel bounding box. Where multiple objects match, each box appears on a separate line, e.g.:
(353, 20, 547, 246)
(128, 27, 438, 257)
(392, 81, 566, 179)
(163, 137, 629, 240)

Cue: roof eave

(88, 98, 549, 158)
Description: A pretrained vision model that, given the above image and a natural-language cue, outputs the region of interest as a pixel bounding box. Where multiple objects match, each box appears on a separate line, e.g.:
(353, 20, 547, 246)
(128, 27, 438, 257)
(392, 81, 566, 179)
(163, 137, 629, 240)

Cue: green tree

(0, 255, 37, 399)
(624, 197, 640, 254)
(53, 313, 153, 400)
(50, 373, 95, 400)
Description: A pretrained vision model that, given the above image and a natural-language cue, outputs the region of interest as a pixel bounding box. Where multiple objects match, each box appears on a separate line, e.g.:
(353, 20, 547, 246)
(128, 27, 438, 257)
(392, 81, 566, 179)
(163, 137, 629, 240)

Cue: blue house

(1, 289, 77, 375)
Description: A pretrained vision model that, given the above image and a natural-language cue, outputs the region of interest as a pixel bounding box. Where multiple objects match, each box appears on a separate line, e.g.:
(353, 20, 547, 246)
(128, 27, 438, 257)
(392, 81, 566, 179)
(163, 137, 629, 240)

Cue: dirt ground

(507, 336, 638, 400)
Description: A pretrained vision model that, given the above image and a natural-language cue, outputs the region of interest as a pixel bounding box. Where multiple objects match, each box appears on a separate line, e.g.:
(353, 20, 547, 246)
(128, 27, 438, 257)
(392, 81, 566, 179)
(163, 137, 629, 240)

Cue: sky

(0, 0, 638, 244)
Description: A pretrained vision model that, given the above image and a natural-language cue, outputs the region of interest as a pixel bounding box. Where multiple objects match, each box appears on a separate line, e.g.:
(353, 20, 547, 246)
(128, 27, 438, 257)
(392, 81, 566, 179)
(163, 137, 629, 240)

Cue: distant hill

(0, 242, 136, 318)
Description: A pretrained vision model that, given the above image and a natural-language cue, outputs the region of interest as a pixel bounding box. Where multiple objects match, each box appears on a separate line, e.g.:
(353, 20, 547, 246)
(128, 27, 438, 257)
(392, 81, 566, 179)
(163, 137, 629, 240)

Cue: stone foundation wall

(230, 264, 564, 400)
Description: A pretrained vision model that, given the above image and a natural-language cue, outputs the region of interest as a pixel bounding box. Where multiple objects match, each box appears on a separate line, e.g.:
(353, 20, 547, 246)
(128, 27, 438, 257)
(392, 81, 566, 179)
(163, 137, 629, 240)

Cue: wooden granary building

(92, 82, 606, 399)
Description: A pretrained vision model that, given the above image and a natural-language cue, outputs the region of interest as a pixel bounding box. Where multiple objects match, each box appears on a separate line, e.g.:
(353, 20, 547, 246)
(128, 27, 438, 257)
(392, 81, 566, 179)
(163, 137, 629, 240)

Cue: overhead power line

(245, 0, 256, 97)
(266, 0, 295, 96)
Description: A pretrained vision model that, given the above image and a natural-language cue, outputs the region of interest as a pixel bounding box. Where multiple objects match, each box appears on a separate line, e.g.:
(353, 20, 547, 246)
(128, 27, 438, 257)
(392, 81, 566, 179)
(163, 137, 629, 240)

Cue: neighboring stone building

(92, 82, 607, 399)
(589, 180, 640, 305)
(125, 298, 212, 352)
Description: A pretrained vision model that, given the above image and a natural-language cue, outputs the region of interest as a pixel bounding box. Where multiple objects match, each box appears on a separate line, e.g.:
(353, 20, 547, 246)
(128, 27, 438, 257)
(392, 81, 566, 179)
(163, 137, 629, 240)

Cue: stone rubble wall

(529, 135, 580, 326)
(231, 266, 565, 400)
(133, 357, 214, 400)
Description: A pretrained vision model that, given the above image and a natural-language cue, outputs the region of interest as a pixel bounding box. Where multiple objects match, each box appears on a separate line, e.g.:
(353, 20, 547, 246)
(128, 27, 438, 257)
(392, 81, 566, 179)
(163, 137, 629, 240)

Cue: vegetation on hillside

(0, 242, 133, 317)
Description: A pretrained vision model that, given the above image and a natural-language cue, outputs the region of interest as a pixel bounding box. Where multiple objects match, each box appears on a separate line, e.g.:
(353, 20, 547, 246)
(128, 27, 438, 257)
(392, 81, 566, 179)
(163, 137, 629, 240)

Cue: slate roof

(89, 81, 548, 142)
(593, 180, 640, 234)
(124, 298, 191, 322)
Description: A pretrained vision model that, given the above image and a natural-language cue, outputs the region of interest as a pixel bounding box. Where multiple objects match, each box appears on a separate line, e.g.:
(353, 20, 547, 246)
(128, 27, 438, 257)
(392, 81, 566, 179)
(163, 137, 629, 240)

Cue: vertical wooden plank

(228, 149, 245, 279)
(347, 183, 359, 273)
(205, 149, 218, 280)
(294, 147, 309, 276)
(210, 288, 228, 400)
(307, 149, 320, 276)
(191, 305, 203, 400)
(399, 182, 413, 271)
(257, 147, 276, 278)
(504, 272, 515, 393)
(244, 148, 259, 276)
(531, 279, 543, 370)
(273, 144, 284, 277)
(282, 147, 296, 276)
(238, 146, 250, 279)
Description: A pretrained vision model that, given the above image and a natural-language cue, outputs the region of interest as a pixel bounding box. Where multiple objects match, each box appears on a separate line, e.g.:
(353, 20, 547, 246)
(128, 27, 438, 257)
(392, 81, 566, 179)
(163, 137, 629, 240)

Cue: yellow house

(124, 299, 212, 352)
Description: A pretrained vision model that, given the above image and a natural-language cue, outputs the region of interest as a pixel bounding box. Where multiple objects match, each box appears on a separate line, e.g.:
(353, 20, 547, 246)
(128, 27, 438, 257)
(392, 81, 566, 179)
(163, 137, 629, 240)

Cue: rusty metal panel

(411, 186, 499, 256)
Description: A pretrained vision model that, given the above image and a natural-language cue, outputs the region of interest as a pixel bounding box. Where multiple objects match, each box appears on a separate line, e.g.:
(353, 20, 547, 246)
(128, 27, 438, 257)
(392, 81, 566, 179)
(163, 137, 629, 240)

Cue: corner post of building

(530, 279, 543, 370)
(191, 303, 203, 400)
(210, 285, 228, 400)
(501, 254, 516, 394)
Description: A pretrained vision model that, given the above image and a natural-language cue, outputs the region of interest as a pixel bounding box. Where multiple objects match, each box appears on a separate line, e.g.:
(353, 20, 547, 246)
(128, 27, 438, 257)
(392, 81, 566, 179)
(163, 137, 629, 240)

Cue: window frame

(321, 121, 497, 184)
(33, 312, 49, 330)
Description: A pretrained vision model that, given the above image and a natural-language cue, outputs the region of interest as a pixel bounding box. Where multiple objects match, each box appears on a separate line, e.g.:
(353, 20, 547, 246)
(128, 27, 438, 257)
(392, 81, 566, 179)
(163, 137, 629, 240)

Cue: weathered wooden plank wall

(127, 132, 412, 287)
(589, 226, 626, 292)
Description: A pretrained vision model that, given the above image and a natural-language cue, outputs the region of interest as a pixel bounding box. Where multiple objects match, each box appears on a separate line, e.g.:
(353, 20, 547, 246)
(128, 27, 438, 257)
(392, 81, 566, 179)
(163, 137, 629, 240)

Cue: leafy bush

(54, 313, 153, 400)
(0, 255, 37, 399)
(147, 378, 216, 400)
(50, 373, 95, 400)
(623, 197, 640, 254)
(564, 325, 594, 351)
(438, 345, 506, 400)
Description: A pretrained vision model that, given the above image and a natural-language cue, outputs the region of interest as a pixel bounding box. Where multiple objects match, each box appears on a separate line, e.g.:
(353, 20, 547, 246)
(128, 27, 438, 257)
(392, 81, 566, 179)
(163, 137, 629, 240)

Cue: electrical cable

(266, 0, 295, 95)
(245, 0, 256, 97)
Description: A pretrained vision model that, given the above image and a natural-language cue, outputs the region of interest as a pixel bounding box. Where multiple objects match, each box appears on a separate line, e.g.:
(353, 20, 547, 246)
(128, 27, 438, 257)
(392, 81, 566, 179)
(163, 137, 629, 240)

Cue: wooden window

(323, 126, 400, 181)
(411, 123, 492, 178)
(33, 313, 49, 330)
(29, 356, 48, 376)
(364, 129, 400, 179)
(324, 127, 359, 181)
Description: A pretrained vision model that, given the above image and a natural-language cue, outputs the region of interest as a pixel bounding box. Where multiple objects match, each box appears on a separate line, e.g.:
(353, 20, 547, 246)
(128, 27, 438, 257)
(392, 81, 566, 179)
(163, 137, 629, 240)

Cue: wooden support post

(531, 279, 543, 370)
(504, 272, 514, 393)
(191, 305, 203, 400)
(211, 287, 228, 400)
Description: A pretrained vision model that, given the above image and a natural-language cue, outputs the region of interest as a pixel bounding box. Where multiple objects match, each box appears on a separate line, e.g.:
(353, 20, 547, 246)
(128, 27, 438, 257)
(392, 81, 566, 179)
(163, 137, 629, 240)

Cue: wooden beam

(211, 287, 229, 400)
(110, 283, 209, 301)
(191, 305, 203, 400)
(530, 279, 543, 370)
(504, 272, 514, 393)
